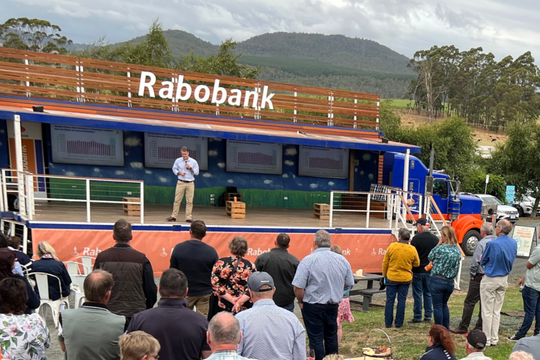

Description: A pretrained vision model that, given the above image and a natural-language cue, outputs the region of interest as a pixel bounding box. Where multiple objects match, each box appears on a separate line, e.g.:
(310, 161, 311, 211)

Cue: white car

(513, 195, 540, 217)
(475, 194, 519, 223)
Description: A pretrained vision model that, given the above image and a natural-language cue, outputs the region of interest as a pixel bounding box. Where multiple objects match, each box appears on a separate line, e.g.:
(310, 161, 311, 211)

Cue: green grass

(385, 99, 414, 109)
(340, 285, 524, 360)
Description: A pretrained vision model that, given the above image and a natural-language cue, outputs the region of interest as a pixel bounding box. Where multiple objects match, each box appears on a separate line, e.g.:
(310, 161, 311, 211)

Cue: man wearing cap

(235, 272, 306, 360)
(409, 217, 439, 324)
(460, 329, 491, 360)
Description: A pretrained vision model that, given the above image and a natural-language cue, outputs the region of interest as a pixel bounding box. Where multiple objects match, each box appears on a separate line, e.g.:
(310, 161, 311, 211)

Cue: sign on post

(506, 185, 516, 204)
(513, 225, 537, 257)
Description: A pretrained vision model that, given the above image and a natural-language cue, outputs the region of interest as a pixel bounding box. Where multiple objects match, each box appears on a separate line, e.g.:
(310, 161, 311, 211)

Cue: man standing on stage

(167, 146, 199, 223)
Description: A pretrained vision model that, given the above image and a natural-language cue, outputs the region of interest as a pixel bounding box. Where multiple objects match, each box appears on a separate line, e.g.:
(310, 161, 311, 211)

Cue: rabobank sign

(138, 71, 276, 110)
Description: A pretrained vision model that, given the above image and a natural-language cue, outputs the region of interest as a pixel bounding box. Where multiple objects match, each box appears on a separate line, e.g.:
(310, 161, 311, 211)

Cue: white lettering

(138, 71, 156, 97)
(378, 248, 386, 255)
(82, 247, 102, 256)
(175, 75, 192, 101)
(211, 80, 227, 105)
(158, 80, 174, 99)
(194, 85, 211, 102)
(228, 89, 242, 106)
(244, 90, 258, 108)
(246, 247, 272, 256)
(260, 85, 275, 109)
(343, 248, 351, 256)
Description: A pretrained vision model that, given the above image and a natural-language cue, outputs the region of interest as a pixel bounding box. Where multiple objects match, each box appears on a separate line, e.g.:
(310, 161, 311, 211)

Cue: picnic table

(350, 273, 385, 312)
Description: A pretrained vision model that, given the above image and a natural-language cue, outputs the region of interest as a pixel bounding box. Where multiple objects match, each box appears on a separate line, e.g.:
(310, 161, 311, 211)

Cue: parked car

(474, 194, 519, 223)
(513, 195, 540, 217)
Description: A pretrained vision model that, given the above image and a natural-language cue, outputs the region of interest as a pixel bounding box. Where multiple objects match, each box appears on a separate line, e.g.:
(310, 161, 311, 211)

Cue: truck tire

(516, 206, 524, 218)
(461, 229, 481, 256)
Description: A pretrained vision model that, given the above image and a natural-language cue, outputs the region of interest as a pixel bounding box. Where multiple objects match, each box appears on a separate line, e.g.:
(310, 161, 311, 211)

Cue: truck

(382, 151, 484, 256)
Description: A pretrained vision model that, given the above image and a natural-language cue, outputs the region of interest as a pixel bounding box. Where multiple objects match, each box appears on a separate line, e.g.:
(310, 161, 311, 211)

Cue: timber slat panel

(0, 47, 382, 137)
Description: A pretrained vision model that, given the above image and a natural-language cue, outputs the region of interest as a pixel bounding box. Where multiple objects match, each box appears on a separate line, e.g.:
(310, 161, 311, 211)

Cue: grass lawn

(340, 285, 525, 360)
(385, 99, 413, 109)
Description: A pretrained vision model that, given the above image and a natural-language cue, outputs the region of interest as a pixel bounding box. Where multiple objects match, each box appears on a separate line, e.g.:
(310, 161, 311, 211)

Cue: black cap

(466, 329, 487, 349)
(413, 217, 428, 226)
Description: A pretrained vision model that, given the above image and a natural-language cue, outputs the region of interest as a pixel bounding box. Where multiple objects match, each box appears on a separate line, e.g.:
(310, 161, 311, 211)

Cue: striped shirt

(205, 350, 256, 360)
(236, 299, 306, 360)
(292, 247, 354, 304)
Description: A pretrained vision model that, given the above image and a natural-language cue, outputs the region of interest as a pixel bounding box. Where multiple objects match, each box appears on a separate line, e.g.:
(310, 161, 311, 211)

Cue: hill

(111, 30, 415, 98)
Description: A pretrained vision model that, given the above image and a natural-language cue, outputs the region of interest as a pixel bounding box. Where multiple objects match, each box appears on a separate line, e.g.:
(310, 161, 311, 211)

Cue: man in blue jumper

(480, 219, 517, 347)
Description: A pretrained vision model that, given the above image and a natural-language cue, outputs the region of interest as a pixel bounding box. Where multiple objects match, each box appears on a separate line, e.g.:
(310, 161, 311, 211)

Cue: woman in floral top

(427, 226, 462, 330)
(0, 278, 50, 360)
(211, 236, 256, 316)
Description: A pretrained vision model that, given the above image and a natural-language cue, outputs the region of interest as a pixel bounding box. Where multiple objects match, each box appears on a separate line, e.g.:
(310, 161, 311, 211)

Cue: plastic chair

(64, 262, 89, 309)
(65, 261, 91, 277)
(75, 256, 95, 275)
(28, 272, 70, 328)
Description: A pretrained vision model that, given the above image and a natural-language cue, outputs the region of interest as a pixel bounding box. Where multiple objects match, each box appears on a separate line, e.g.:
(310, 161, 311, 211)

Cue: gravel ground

(41, 247, 531, 359)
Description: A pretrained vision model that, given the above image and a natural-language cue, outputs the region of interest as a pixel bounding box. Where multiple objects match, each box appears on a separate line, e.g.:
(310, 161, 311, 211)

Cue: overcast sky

(2, 0, 538, 60)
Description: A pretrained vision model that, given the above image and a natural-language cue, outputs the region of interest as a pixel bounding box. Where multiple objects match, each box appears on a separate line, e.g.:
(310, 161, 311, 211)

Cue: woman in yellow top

(383, 228, 420, 328)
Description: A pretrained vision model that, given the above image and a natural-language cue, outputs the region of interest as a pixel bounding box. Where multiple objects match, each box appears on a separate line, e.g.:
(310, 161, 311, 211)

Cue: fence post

(26, 174, 34, 221)
(366, 193, 371, 228)
(329, 191, 334, 228)
(353, 98, 358, 129)
(293, 92, 298, 123)
(86, 179, 91, 223)
(127, 69, 132, 108)
(13, 115, 26, 217)
(140, 182, 145, 225)
(24, 57, 31, 98)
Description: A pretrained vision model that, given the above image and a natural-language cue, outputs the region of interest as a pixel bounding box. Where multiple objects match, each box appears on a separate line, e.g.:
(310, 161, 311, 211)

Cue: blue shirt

(292, 247, 354, 304)
(172, 156, 199, 181)
(236, 299, 306, 360)
(205, 350, 255, 360)
(469, 235, 496, 276)
(480, 234, 517, 277)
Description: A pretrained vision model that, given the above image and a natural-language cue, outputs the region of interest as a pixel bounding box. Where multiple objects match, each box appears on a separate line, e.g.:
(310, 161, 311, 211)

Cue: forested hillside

(113, 30, 414, 97)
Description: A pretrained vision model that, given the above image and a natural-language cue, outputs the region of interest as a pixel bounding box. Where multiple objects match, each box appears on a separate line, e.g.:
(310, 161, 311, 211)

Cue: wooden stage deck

(31, 202, 394, 229)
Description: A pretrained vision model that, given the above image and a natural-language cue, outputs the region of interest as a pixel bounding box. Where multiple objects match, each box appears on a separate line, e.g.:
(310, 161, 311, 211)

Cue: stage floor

(31, 202, 395, 229)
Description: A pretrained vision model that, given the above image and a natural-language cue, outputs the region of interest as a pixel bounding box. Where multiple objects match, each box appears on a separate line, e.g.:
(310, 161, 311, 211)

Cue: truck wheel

(461, 229, 481, 256)
(517, 206, 524, 217)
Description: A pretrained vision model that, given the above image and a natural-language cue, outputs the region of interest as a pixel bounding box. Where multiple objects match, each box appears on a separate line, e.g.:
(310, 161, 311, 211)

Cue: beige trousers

(171, 180, 195, 220)
(480, 275, 508, 346)
(188, 294, 210, 317)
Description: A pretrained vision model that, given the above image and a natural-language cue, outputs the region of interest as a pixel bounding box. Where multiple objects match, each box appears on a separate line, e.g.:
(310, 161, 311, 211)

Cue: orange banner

(31, 229, 396, 275)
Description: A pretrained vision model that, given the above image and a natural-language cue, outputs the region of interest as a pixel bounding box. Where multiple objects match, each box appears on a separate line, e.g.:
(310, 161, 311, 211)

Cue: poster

(50, 124, 124, 166)
(513, 225, 536, 257)
(144, 133, 208, 170)
(7, 121, 47, 198)
(298, 145, 349, 179)
(226, 140, 282, 175)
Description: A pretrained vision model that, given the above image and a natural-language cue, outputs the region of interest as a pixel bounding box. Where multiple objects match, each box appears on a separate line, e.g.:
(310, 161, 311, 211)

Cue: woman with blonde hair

(120, 331, 160, 360)
(427, 226, 462, 329)
(208, 236, 256, 319)
(31, 241, 72, 300)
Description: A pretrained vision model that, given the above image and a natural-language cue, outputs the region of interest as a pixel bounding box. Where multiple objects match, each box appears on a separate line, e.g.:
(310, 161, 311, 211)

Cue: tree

(0, 17, 72, 53)
(461, 172, 506, 202)
(489, 121, 540, 216)
(179, 39, 260, 79)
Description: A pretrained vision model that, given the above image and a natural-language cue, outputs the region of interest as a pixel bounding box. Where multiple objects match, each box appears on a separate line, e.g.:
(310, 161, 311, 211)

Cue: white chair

(28, 272, 70, 328)
(64, 262, 89, 309)
(75, 256, 95, 275)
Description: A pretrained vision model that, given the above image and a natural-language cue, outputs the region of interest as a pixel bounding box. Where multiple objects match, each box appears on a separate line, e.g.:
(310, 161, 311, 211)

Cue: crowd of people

(0, 216, 537, 360)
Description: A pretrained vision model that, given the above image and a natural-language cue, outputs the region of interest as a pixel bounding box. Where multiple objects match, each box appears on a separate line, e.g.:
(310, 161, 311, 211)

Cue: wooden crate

(314, 203, 330, 220)
(226, 201, 246, 219)
(123, 197, 141, 216)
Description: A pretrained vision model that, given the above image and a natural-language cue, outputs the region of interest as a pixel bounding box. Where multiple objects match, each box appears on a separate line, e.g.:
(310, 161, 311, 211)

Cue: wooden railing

(0, 48, 380, 132)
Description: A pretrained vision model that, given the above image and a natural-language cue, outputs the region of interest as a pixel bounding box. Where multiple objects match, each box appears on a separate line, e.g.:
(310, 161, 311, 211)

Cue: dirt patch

(398, 112, 508, 146)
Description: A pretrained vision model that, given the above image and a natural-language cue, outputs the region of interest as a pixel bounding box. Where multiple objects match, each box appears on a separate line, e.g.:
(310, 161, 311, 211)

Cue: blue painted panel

(0, 120, 9, 168)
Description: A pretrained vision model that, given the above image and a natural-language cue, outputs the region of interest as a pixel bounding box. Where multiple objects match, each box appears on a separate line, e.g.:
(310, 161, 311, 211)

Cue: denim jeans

(412, 273, 433, 321)
(430, 276, 455, 329)
(385, 280, 410, 328)
(516, 286, 540, 338)
(280, 302, 295, 313)
(302, 303, 339, 360)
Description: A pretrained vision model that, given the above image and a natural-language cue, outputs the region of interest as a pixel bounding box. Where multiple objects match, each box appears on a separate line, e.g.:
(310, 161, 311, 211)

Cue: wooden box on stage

(123, 197, 141, 216)
(314, 203, 330, 220)
(226, 201, 246, 219)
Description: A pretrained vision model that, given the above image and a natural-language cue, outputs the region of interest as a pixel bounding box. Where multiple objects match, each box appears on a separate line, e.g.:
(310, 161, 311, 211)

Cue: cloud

(282, 174, 289, 178)
(65, 171, 75, 176)
(203, 173, 212, 177)
(208, 150, 218, 156)
(93, 168, 100, 172)
(145, 170, 153, 174)
(228, 179, 234, 183)
(115, 170, 125, 175)
(328, 181, 335, 186)
(284, 160, 294, 166)
(285, 147, 297, 156)
(310, 183, 318, 189)
(159, 176, 168, 183)
(217, 162, 226, 168)
(130, 162, 143, 169)
(263, 179, 273, 184)
(124, 137, 141, 147)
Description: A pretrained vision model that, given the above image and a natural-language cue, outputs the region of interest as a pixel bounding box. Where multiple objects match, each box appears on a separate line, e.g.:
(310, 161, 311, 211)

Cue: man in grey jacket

(451, 222, 496, 334)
